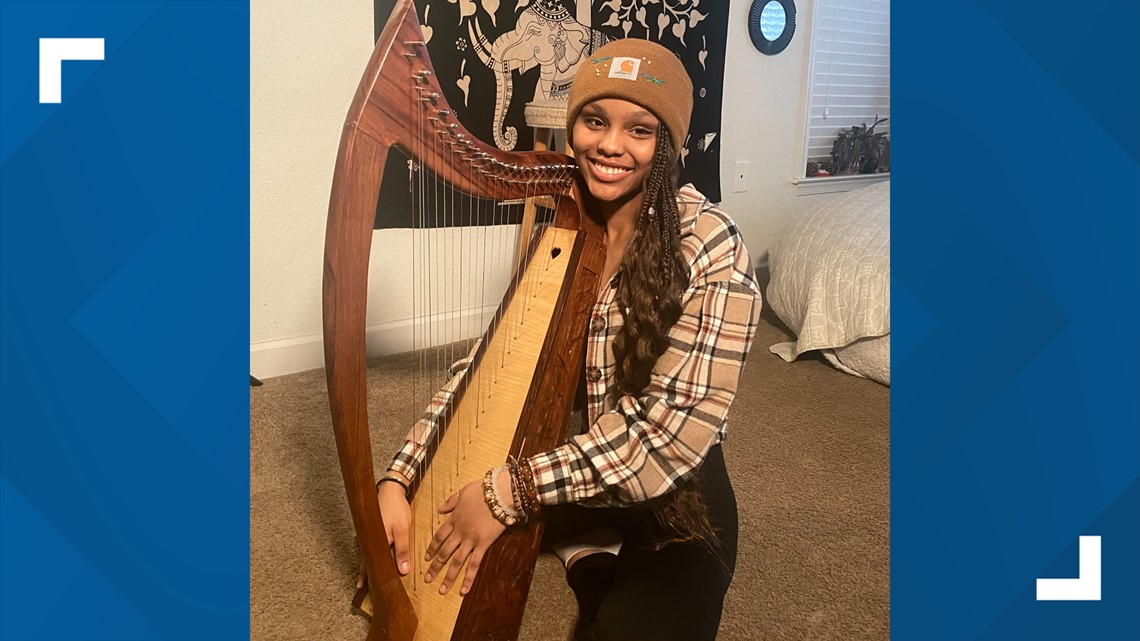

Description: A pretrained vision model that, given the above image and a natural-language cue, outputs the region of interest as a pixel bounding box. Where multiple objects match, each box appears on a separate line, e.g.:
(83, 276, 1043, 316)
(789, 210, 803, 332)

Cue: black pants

(541, 446, 738, 641)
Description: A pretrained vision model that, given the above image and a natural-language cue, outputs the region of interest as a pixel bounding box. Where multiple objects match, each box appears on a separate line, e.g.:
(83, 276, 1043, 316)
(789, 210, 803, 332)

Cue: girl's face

(571, 99, 660, 206)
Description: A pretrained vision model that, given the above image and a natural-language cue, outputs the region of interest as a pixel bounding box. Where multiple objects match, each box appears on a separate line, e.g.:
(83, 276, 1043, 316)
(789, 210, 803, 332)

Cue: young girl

(374, 38, 761, 640)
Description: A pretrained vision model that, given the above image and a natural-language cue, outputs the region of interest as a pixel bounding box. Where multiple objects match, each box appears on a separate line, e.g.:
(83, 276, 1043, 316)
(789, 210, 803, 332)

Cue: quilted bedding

(767, 181, 890, 385)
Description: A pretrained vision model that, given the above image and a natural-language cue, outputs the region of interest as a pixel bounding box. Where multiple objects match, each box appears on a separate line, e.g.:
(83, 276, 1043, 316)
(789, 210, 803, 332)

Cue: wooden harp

(322, 2, 604, 640)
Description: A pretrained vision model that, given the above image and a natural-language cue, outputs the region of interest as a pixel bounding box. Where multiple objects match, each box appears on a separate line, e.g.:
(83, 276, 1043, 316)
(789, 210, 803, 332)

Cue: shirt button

(585, 366, 602, 382)
(590, 315, 606, 333)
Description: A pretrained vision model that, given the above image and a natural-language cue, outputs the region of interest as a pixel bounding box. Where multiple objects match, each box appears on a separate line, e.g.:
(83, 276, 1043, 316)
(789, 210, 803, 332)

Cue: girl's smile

(571, 98, 660, 206)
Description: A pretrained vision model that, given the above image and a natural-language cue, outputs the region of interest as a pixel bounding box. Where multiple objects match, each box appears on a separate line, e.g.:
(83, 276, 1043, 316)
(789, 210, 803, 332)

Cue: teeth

(592, 160, 630, 176)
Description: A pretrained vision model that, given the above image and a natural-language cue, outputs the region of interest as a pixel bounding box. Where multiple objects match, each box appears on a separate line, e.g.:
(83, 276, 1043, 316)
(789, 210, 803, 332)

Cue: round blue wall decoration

(749, 0, 796, 55)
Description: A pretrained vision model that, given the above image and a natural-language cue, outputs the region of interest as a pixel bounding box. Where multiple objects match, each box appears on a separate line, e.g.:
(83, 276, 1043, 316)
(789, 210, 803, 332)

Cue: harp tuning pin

(438, 109, 451, 116)
(448, 123, 459, 129)
(405, 40, 425, 47)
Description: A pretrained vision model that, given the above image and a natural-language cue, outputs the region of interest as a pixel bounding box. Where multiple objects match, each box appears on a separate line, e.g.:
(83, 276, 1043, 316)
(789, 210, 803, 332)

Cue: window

(800, 0, 890, 188)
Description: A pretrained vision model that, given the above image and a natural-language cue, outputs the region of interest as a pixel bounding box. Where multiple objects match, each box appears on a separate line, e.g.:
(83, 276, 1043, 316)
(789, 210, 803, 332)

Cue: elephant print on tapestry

(384, 0, 729, 201)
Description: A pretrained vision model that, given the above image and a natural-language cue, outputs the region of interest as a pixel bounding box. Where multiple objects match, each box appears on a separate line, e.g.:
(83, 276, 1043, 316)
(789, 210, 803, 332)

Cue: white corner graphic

(39, 38, 105, 104)
(1035, 535, 1101, 601)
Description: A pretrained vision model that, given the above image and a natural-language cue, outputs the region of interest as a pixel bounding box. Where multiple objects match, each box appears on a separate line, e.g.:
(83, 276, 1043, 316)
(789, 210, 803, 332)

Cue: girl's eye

(632, 127, 654, 137)
(585, 117, 604, 128)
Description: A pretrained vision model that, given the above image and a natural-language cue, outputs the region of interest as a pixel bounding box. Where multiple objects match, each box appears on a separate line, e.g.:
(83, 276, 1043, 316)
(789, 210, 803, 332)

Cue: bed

(766, 180, 890, 385)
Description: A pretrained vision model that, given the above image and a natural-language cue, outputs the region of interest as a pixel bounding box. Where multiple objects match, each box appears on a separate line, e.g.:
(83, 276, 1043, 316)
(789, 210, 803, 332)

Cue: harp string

(523, 171, 536, 323)
(449, 125, 460, 469)
(434, 94, 446, 516)
(442, 107, 455, 488)
(505, 163, 526, 367)
(473, 137, 485, 438)
(409, 61, 420, 592)
(449, 115, 463, 482)
(416, 63, 429, 590)
(449, 124, 458, 467)
(514, 174, 532, 344)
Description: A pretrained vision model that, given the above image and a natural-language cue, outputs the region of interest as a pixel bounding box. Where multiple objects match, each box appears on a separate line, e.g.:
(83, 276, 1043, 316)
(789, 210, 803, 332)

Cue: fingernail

(424, 573, 433, 582)
(461, 586, 469, 595)
(400, 561, 409, 574)
(439, 585, 448, 595)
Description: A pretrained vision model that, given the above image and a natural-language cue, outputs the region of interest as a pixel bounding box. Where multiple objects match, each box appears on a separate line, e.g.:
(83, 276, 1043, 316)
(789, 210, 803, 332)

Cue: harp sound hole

(551, 247, 562, 260)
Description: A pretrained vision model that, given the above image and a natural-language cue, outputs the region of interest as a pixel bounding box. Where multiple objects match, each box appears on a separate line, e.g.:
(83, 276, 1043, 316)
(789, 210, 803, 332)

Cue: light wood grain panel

(402, 227, 577, 640)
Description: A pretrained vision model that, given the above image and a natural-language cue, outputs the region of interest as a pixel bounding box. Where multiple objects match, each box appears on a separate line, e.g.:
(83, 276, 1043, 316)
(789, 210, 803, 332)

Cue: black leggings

(541, 446, 738, 641)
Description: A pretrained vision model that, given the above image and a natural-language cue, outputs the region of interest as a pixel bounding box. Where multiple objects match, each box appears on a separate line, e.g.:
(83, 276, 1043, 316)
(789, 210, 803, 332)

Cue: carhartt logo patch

(608, 57, 641, 80)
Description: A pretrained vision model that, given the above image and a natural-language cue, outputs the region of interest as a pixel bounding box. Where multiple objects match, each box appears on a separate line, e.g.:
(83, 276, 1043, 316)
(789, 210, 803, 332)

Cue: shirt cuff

(524, 443, 595, 506)
(387, 440, 423, 484)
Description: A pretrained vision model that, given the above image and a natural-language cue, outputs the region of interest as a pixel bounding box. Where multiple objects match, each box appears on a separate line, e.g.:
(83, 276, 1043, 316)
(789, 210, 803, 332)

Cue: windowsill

(792, 173, 890, 196)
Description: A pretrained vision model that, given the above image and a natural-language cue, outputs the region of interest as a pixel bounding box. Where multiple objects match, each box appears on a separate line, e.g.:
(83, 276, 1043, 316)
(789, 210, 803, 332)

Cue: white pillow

(767, 181, 890, 365)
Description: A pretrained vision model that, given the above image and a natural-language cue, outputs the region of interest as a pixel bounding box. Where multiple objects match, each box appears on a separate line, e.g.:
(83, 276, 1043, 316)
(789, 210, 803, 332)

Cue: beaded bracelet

(482, 467, 519, 527)
(507, 463, 526, 518)
(506, 461, 536, 519)
(513, 458, 541, 518)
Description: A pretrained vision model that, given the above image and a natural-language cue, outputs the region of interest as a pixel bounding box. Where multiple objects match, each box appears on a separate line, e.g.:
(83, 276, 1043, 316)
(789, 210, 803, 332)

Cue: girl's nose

(597, 129, 622, 156)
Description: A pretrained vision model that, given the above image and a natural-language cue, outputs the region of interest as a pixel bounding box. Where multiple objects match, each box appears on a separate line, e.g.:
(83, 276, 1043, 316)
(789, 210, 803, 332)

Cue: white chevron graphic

(1035, 535, 1101, 601)
(39, 38, 104, 103)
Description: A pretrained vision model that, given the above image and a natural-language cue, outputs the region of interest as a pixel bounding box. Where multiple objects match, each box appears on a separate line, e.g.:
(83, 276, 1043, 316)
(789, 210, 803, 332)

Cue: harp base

(353, 579, 376, 618)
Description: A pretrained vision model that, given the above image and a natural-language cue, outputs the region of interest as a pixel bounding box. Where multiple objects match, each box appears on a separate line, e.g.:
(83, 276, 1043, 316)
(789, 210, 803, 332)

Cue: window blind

(804, 0, 890, 166)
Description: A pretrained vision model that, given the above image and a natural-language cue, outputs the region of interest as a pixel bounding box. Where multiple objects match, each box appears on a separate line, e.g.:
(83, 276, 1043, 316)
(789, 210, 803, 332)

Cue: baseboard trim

(251, 306, 495, 380)
(250, 334, 324, 380)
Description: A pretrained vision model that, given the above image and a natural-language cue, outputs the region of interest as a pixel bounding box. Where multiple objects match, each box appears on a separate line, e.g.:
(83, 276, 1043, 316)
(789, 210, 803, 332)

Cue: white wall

(251, 0, 851, 379)
(250, 0, 374, 377)
(719, 0, 836, 267)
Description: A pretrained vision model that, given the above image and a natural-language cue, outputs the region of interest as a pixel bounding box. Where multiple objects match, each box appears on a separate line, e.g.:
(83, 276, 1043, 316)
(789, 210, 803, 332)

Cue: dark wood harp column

(322, 2, 604, 640)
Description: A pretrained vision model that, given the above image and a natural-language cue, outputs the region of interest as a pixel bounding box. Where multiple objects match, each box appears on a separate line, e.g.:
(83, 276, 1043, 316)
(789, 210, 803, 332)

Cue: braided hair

(610, 126, 689, 397)
(608, 126, 722, 553)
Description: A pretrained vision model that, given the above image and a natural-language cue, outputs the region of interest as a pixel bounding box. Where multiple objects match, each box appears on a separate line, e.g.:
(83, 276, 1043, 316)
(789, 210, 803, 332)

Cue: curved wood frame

(322, 2, 604, 639)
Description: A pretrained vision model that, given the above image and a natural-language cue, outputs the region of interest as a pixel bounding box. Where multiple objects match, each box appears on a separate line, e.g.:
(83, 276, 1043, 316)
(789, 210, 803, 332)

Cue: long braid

(611, 127, 688, 397)
(609, 128, 719, 553)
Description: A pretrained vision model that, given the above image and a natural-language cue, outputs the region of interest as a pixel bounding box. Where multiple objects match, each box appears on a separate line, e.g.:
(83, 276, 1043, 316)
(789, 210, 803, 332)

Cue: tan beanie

(566, 39, 693, 157)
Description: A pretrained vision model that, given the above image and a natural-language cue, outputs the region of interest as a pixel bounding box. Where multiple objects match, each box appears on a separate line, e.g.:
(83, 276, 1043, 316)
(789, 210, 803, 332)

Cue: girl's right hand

(357, 477, 414, 588)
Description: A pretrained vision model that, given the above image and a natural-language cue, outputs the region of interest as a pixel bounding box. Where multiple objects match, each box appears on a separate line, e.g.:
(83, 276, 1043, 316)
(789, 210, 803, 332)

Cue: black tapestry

(375, 0, 729, 202)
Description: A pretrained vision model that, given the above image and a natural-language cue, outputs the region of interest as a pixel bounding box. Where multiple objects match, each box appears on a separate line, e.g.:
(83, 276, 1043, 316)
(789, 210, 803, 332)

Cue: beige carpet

(250, 309, 890, 640)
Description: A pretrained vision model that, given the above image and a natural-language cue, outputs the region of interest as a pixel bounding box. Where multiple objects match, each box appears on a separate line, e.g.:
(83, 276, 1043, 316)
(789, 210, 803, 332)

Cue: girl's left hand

(423, 478, 507, 596)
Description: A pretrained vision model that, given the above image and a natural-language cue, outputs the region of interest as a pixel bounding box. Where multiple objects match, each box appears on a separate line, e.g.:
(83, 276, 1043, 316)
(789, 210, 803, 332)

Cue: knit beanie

(566, 39, 693, 157)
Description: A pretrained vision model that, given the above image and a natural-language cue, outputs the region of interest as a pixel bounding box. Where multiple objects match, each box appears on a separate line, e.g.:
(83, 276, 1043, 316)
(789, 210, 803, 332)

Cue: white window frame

(793, 0, 890, 195)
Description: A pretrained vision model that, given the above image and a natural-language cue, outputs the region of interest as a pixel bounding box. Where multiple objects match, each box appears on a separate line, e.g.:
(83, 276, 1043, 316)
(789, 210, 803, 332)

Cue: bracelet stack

(481, 458, 543, 527)
(483, 466, 521, 527)
(508, 457, 541, 520)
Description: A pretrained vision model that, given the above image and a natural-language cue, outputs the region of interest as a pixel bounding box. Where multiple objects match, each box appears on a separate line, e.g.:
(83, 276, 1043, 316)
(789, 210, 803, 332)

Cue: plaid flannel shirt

(388, 184, 761, 508)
